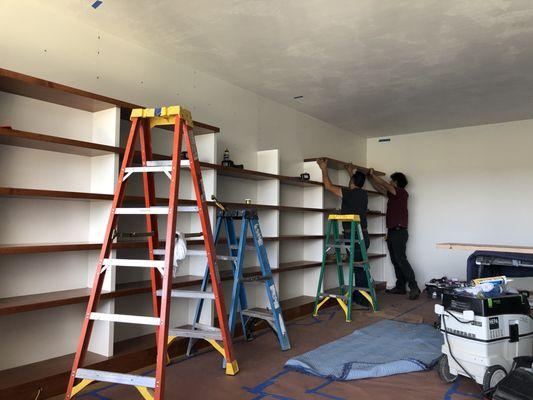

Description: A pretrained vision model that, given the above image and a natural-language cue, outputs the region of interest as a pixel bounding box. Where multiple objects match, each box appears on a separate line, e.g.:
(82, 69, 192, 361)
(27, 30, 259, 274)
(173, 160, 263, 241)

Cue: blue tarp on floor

(285, 319, 443, 381)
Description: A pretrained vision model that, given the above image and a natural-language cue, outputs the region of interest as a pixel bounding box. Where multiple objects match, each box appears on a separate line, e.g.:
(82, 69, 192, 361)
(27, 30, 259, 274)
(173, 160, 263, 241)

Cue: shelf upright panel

(86, 107, 121, 357)
(301, 160, 326, 297)
(255, 149, 280, 309)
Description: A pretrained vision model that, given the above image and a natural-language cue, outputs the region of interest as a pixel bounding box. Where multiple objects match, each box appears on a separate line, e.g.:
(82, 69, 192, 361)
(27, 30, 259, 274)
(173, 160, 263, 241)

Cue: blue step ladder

(187, 200, 291, 354)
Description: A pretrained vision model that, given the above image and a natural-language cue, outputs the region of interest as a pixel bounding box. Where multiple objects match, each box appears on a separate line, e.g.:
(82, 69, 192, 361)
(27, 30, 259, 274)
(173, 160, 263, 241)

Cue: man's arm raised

(317, 158, 342, 198)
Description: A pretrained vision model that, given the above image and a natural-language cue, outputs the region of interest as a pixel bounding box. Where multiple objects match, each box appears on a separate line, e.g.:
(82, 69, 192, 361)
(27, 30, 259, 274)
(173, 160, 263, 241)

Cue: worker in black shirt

(317, 158, 370, 306)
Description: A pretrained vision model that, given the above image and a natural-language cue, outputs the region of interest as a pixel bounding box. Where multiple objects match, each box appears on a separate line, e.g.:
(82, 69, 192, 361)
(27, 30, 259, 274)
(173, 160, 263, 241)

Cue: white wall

(0, 0, 366, 175)
(367, 119, 533, 288)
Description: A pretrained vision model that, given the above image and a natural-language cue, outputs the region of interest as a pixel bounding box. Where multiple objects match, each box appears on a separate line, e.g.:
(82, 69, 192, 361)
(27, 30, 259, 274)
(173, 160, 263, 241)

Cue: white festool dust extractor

(434, 284, 533, 391)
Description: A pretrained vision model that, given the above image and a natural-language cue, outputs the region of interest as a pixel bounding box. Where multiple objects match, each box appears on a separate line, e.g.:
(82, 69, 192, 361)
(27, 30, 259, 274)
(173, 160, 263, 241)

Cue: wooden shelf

(0, 233, 388, 254)
(0, 288, 96, 316)
(436, 242, 533, 254)
(0, 187, 114, 201)
(304, 156, 385, 176)
(208, 161, 384, 195)
(0, 68, 219, 135)
(0, 67, 135, 112)
(0, 254, 388, 316)
(0, 187, 387, 222)
(0, 293, 345, 399)
(0, 127, 122, 156)
(0, 241, 147, 255)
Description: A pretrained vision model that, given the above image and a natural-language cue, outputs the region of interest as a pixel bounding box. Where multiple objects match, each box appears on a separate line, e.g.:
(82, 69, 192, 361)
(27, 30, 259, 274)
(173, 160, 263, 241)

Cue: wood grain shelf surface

(0, 186, 386, 217)
(0, 131, 381, 197)
(0, 257, 387, 316)
(0, 68, 219, 134)
(0, 127, 121, 156)
(304, 156, 386, 176)
(436, 242, 533, 254)
(0, 241, 147, 255)
(0, 234, 388, 254)
(0, 292, 354, 399)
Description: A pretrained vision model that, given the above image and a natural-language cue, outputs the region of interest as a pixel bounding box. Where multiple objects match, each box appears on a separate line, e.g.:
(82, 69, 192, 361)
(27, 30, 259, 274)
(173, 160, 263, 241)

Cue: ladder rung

(115, 206, 198, 214)
(75, 368, 156, 388)
(115, 207, 168, 214)
(169, 326, 222, 340)
(241, 307, 275, 322)
(320, 287, 348, 299)
(241, 274, 272, 283)
(229, 245, 256, 251)
(156, 289, 215, 299)
(146, 160, 190, 167)
(103, 259, 164, 268)
(89, 312, 160, 326)
(124, 166, 172, 173)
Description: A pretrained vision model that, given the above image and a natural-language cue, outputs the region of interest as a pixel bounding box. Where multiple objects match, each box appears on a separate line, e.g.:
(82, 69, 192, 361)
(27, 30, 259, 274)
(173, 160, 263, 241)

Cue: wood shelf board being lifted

(304, 157, 386, 176)
(437, 242, 533, 254)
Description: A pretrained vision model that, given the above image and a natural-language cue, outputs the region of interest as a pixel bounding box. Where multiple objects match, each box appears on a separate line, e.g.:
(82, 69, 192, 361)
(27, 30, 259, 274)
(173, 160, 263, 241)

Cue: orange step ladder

(65, 106, 238, 400)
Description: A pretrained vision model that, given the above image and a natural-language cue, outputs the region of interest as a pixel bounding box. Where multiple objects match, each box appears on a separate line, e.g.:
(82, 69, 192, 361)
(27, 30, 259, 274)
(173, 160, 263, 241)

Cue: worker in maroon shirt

(367, 169, 421, 300)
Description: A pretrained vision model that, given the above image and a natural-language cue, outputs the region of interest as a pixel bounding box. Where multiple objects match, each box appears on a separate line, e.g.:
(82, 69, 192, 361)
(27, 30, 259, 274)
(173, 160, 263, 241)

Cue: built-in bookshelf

(0, 68, 387, 398)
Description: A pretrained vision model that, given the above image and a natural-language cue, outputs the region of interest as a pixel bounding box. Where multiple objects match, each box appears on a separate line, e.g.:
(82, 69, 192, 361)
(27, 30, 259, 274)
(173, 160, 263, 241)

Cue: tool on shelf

(187, 196, 291, 354)
(313, 214, 379, 322)
(65, 106, 238, 400)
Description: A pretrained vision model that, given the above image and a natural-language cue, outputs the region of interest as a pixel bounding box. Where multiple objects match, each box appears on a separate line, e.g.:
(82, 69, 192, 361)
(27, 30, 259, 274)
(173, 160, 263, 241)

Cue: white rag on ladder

(173, 231, 187, 276)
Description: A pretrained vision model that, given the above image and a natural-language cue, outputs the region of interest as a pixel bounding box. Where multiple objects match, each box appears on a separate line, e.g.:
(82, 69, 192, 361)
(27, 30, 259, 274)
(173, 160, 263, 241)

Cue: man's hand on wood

(317, 158, 328, 170)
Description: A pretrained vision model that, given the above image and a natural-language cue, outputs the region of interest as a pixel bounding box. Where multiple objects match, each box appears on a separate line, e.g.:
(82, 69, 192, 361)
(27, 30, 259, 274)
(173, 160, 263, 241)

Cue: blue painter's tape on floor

(306, 379, 346, 400)
(443, 377, 483, 400)
(91, 1, 103, 9)
(242, 369, 296, 400)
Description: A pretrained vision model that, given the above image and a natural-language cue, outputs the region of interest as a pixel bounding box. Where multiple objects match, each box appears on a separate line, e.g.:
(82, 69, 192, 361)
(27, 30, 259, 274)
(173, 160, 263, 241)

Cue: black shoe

(385, 287, 407, 295)
(408, 288, 421, 300)
(352, 291, 370, 308)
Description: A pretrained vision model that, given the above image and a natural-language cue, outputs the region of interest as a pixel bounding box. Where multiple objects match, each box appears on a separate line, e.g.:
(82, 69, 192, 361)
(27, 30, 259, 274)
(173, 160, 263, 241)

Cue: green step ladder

(313, 214, 379, 322)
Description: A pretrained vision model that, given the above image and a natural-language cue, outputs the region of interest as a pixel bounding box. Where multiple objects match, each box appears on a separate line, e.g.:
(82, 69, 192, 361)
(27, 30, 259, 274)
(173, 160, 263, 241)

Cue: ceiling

(53, 0, 533, 137)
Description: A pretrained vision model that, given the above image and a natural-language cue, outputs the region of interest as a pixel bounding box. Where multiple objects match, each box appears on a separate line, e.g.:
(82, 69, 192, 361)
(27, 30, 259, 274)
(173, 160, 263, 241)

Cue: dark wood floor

(60, 294, 482, 400)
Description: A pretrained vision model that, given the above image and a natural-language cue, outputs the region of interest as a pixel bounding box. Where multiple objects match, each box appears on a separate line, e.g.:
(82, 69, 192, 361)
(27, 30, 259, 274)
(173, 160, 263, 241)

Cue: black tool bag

(492, 360, 533, 400)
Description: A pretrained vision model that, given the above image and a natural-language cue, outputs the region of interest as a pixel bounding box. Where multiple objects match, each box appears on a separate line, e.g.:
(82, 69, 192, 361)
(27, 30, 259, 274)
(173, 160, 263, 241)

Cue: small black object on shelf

(180, 150, 188, 160)
(221, 148, 244, 169)
(300, 173, 310, 181)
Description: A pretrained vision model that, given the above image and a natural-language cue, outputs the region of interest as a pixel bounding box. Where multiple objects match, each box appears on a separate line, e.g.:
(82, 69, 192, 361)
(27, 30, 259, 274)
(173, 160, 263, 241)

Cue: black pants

(343, 225, 371, 288)
(387, 228, 418, 290)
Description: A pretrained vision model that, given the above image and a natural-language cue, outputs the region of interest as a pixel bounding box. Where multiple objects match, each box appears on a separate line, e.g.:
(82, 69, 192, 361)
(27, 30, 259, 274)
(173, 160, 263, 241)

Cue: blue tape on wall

(91, 1, 103, 9)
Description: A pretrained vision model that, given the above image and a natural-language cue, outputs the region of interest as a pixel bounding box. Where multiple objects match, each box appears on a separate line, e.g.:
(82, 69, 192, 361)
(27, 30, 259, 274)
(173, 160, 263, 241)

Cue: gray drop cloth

(285, 319, 443, 380)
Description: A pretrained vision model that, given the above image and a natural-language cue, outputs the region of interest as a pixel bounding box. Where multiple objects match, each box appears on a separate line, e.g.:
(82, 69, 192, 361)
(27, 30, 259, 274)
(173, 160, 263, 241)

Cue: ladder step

(229, 245, 257, 251)
(89, 312, 160, 326)
(328, 244, 350, 249)
(156, 289, 215, 299)
(146, 160, 190, 167)
(103, 258, 164, 268)
(241, 274, 272, 283)
(320, 287, 348, 299)
(124, 166, 172, 173)
(169, 326, 222, 340)
(75, 368, 156, 388)
(241, 307, 275, 322)
(115, 206, 198, 214)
